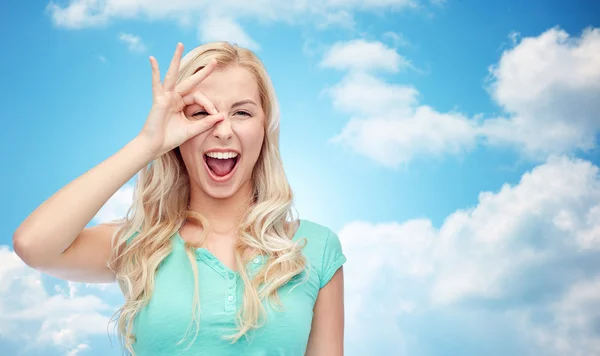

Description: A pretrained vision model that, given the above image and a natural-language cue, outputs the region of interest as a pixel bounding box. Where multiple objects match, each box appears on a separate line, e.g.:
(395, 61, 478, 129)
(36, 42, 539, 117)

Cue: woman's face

(180, 65, 265, 200)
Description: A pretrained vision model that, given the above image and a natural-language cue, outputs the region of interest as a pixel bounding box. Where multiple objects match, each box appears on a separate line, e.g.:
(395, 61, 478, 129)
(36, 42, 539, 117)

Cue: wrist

(129, 135, 160, 162)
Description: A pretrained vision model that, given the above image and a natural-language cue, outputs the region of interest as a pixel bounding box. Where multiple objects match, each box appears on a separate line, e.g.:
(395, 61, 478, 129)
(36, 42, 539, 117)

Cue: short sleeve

(320, 229, 347, 289)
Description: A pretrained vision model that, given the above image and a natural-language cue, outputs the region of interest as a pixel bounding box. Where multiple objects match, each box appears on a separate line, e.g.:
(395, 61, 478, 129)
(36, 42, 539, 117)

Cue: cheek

(234, 121, 265, 158)
(178, 136, 205, 168)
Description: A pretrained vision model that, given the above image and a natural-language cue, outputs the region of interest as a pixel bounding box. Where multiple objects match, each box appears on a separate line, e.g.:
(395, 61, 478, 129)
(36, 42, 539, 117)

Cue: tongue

(206, 157, 236, 177)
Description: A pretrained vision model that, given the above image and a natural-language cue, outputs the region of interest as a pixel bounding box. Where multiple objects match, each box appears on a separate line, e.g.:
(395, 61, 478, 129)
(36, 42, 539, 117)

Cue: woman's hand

(138, 42, 224, 157)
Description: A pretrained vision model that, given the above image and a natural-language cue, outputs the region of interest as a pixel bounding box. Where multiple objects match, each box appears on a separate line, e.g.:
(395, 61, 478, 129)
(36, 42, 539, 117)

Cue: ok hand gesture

(138, 43, 223, 158)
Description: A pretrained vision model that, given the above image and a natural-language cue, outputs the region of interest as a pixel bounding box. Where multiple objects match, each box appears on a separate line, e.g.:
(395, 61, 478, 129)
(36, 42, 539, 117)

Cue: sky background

(2, 0, 600, 355)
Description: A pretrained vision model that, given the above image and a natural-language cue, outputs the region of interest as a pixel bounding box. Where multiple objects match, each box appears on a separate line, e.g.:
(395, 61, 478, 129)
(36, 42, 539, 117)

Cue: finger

(187, 113, 224, 138)
(182, 91, 218, 115)
(163, 43, 184, 91)
(149, 56, 162, 97)
(176, 58, 217, 96)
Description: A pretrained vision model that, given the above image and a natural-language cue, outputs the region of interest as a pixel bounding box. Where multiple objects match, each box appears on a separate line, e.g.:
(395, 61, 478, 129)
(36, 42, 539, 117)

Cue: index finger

(182, 91, 218, 115)
(176, 58, 218, 95)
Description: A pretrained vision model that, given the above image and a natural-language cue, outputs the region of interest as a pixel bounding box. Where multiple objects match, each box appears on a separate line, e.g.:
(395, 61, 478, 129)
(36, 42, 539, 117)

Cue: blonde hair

(106, 42, 307, 355)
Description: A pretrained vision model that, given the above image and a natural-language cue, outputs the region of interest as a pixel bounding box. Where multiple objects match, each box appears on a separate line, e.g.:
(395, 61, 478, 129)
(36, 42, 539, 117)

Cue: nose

(211, 116, 233, 142)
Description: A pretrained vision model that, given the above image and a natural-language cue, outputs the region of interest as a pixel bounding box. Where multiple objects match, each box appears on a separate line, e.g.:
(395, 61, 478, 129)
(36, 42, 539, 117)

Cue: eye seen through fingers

(191, 110, 253, 118)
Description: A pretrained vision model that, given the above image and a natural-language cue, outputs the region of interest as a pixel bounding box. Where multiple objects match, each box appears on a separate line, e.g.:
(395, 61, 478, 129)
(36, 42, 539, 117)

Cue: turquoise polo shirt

(129, 219, 346, 355)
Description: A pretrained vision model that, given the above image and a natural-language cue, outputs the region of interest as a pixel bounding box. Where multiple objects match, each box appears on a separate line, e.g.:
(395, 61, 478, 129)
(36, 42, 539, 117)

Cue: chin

(202, 182, 242, 199)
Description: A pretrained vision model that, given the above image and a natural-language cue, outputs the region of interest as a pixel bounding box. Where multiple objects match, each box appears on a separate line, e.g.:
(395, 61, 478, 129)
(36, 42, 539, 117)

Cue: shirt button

(228, 272, 235, 279)
(253, 258, 260, 264)
(228, 295, 234, 302)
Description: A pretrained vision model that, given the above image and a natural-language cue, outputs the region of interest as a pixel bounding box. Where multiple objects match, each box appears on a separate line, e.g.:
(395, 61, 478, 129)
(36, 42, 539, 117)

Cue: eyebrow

(231, 99, 258, 109)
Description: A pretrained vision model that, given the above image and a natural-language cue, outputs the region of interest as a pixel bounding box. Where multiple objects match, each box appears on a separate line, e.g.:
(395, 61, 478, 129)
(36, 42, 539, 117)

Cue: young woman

(13, 42, 346, 355)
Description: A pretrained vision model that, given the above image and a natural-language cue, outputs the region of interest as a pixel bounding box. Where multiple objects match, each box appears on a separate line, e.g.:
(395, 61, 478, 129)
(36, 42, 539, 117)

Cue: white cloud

(383, 31, 410, 47)
(321, 39, 478, 167)
(430, 155, 600, 305)
(46, 0, 420, 29)
(93, 184, 134, 224)
(324, 70, 477, 167)
(198, 17, 260, 51)
(316, 9, 355, 29)
(324, 27, 600, 167)
(46, 0, 428, 54)
(118, 32, 146, 52)
(321, 39, 411, 73)
(46, 1, 109, 29)
(330, 104, 477, 168)
(66, 344, 90, 356)
(339, 155, 600, 354)
(323, 0, 417, 8)
(0, 247, 114, 355)
(0, 184, 131, 354)
(325, 72, 419, 114)
(515, 277, 600, 356)
(482, 27, 600, 158)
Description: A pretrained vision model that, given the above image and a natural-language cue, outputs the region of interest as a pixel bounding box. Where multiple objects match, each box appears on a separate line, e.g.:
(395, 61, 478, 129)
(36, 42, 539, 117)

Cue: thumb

(186, 113, 224, 138)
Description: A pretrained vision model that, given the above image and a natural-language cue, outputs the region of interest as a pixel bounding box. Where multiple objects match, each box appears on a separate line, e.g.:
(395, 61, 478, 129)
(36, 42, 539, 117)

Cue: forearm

(13, 136, 155, 264)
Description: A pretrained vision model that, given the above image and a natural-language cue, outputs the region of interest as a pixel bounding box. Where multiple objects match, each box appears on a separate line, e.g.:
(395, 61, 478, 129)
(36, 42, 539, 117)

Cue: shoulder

(294, 219, 347, 289)
(293, 219, 336, 251)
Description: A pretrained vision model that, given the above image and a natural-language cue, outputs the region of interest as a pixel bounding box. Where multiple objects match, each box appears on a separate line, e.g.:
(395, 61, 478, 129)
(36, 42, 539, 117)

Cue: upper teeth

(206, 151, 239, 159)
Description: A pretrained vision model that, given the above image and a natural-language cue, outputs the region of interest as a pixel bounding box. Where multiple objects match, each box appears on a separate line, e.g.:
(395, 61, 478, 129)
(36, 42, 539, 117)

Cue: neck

(187, 180, 254, 235)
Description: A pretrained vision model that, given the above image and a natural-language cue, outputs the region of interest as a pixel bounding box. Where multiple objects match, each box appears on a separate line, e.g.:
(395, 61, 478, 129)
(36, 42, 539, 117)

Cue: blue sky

(2, 0, 600, 355)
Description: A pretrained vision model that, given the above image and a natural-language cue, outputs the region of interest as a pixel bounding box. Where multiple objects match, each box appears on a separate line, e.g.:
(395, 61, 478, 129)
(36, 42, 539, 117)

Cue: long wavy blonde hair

(106, 42, 307, 355)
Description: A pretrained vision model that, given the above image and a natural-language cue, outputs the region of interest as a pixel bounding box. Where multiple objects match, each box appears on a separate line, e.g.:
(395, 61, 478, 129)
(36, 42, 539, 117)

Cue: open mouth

(203, 152, 240, 182)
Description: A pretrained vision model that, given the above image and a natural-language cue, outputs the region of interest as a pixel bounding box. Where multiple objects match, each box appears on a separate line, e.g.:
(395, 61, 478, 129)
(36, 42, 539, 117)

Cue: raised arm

(13, 137, 155, 282)
(13, 43, 224, 283)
